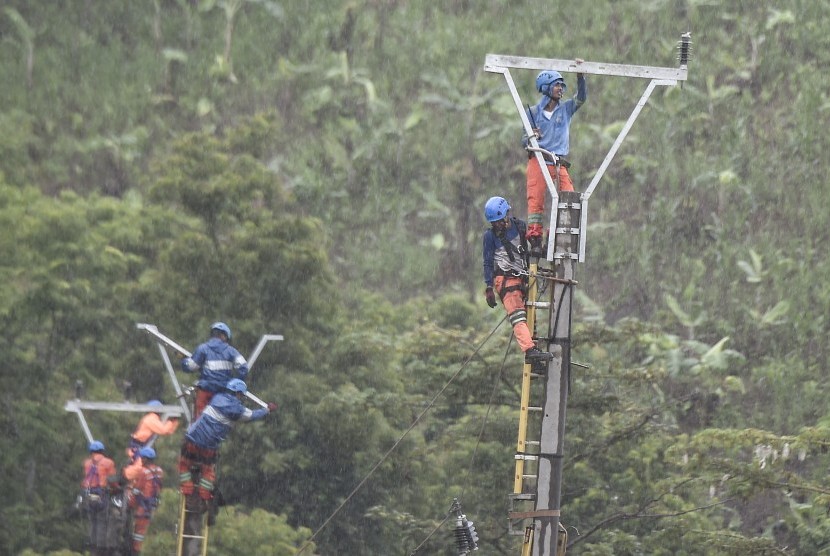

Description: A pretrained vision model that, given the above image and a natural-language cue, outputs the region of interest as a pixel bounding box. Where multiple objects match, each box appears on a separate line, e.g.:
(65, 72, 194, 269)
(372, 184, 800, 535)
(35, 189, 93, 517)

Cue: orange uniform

(127, 412, 179, 460)
(123, 459, 164, 554)
(132, 412, 179, 443)
(526, 157, 574, 235)
(82, 453, 117, 492)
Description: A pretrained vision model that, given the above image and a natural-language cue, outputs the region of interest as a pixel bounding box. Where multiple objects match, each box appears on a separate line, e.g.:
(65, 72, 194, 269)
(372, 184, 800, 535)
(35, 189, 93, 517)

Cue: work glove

(485, 287, 497, 308)
(267, 402, 278, 412)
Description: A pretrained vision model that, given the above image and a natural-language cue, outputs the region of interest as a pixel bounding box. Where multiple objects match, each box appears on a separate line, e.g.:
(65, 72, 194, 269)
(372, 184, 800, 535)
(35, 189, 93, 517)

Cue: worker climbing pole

(65, 322, 282, 555)
(135, 322, 281, 556)
(484, 33, 692, 555)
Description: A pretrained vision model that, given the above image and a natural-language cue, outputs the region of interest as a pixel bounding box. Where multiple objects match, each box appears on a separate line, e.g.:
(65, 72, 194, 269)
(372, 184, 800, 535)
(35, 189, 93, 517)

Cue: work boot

(525, 346, 553, 363)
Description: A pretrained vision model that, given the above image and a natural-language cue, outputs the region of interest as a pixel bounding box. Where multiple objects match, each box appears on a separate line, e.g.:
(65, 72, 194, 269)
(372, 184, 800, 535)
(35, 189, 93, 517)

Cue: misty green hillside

(2, 1, 830, 554)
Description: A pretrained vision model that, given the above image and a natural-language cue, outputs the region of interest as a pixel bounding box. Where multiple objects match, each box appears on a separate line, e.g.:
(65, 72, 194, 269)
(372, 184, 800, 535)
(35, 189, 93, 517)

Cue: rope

(295, 313, 510, 555)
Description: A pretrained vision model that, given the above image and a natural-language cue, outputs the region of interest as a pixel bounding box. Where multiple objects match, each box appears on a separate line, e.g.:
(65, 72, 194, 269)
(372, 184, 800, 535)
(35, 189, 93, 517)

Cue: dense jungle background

(3, 1, 830, 554)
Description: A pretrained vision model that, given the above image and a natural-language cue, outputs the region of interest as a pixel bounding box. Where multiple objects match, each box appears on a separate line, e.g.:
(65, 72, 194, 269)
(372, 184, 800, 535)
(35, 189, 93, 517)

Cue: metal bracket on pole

(137, 323, 193, 422)
(136, 323, 276, 409)
(64, 400, 185, 444)
(484, 41, 689, 262)
(137, 322, 191, 357)
(484, 54, 687, 80)
(247, 334, 284, 372)
(65, 400, 94, 444)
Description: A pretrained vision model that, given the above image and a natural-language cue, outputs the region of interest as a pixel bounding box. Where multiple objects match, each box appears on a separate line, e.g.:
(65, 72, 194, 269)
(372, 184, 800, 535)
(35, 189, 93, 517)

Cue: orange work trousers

(178, 441, 217, 501)
(193, 388, 214, 419)
(494, 275, 534, 353)
(130, 511, 152, 554)
(526, 158, 574, 229)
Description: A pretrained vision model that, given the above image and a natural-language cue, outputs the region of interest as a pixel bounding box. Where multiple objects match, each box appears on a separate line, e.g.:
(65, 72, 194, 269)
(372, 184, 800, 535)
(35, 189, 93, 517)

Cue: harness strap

(494, 218, 528, 263)
(84, 458, 105, 491)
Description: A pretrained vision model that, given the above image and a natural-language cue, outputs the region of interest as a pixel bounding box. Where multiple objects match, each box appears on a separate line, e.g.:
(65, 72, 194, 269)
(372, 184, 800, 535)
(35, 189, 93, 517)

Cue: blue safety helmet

(147, 399, 162, 408)
(89, 440, 105, 453)
(210, 321, 232, 340)
(226, 378, 247, 394)
(536, 70, 566, 97)
(138, 447, 157, 459)
(484, 196, 511, 222)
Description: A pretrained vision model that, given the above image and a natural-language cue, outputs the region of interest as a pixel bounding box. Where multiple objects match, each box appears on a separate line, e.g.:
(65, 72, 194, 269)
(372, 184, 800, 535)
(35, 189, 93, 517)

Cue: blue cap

(210, 322, 232, 340)
(226, 378, 247, 393)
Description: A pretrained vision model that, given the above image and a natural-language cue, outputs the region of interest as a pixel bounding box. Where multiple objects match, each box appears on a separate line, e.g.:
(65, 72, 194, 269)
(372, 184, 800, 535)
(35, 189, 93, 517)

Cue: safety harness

(494, 217, 530, 298)
(83, 458, 107, 511)
(129, 465, 163, 516)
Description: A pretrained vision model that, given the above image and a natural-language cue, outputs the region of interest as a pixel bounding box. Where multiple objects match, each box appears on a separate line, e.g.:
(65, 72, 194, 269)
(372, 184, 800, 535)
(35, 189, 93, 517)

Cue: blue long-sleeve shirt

(525, 75, 587, 156)
(185, 392, 268, 450)
(483, 218, 528, 287)
(182, 337, 249, 393)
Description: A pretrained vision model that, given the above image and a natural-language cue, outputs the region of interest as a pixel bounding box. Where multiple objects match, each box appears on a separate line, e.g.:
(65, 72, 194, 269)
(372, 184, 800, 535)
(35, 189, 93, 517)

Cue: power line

(295, 314, 509, 555)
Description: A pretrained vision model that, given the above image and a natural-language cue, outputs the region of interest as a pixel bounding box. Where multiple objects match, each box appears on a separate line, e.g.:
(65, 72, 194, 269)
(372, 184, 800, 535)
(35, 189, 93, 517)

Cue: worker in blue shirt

(181, 322, 249, 418)
(178, 379, 276, 501)
(525, 66, 587, 256)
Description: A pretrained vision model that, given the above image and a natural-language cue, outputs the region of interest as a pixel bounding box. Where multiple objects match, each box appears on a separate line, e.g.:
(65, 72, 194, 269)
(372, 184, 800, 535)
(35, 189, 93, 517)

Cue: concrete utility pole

(485, 33, 691, 556)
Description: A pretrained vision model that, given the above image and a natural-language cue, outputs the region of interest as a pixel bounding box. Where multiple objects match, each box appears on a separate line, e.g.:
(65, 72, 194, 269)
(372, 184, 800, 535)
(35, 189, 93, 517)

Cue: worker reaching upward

(524, 67, 586, 256)
(181, 321, 249, 418)
(126, 399, 179, 462)
(482, 196, 553, 363)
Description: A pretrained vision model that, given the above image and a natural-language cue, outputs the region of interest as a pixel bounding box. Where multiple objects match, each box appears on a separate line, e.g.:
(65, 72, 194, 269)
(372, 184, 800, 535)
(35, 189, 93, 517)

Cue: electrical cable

(408, 332, 515, 555)
(295, 313, 510, 555)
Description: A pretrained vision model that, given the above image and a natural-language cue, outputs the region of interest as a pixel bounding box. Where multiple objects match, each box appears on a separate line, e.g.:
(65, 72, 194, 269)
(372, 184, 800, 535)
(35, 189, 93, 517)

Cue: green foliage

(4, 1, 830, 554)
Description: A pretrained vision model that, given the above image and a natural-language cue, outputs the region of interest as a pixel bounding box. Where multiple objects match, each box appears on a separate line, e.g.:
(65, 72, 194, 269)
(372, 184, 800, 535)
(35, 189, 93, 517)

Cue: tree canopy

(3, 1, 830, 555)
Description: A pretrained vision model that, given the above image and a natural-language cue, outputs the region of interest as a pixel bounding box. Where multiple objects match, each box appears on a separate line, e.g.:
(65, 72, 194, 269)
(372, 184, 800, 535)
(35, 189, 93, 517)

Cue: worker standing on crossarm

(80, 441, 118, 556)
(181, 322, 249, 418)
(126, 399, 179, 462)
(482, 196, 553, 363)
(524, 66, 586, 256)
(178, 379, 277, 502)
(122, 447, 164, 554)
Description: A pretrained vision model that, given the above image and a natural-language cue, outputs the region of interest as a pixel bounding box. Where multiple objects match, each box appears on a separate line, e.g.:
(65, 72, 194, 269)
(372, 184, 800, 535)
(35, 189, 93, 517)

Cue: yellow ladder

(510, 264, 570, 556)
(512, 259, 547, 495)
(176, 492, 210, 556)
(510, 193, 583, 556)
(508, 259, 549, 543)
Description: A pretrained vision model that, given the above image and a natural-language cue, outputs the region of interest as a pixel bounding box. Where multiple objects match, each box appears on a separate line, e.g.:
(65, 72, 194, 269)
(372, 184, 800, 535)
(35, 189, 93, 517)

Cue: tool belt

(493, 268, 526, 278)
(528, 151, 571, 168)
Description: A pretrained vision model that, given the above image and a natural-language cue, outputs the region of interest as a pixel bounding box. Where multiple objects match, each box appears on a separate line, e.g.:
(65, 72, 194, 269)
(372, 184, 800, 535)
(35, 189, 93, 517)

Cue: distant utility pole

(66, 323, 284, 442)
(484, 33, 691, 556)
